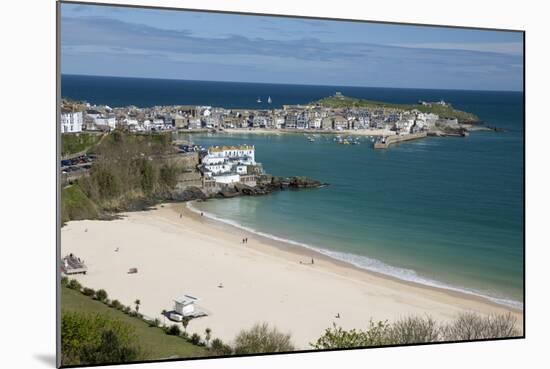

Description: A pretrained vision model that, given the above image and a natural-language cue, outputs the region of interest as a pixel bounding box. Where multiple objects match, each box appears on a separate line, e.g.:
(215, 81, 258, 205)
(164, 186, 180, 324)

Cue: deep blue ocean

(62, 75, 524, 307)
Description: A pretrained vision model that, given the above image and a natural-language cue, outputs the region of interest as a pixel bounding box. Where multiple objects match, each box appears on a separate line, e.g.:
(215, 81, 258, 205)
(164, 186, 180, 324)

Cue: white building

(92, 115, 116, 131)
(61, 111, 83, 133)
(201, 145, 256, 184)
(173, 295, 199, 317)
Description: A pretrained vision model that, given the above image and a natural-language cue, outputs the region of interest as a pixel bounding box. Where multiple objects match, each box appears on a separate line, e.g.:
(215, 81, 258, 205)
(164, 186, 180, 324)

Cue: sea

(62, 75, 524, 308)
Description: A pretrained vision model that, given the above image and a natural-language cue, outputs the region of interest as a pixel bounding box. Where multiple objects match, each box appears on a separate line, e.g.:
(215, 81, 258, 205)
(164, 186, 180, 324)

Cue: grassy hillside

(313, 95, 480, 122)
(62, 133, 104, 156)
(61, 184, 100, 223)
(61, 286, 208, 360)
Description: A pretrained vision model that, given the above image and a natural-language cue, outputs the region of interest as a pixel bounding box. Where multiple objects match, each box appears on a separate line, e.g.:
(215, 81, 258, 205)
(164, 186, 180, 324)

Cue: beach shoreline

(185, 201, 523, 311)
(61, 203, 523, 349)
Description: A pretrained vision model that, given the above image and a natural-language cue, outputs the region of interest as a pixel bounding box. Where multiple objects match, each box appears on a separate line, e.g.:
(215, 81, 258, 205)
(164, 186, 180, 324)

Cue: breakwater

(374, 132, 428, 149)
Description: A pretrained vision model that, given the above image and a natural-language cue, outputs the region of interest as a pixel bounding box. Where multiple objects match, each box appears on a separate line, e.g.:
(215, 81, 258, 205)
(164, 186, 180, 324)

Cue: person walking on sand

(180, 213, 182, 218)
(311, 258, 314, 265)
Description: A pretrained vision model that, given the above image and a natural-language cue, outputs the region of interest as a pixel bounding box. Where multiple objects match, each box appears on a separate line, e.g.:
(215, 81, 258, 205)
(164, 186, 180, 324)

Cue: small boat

(308, 136, 315, 142)
(257, 97, 262, 103)
(267, 96, 272, 104)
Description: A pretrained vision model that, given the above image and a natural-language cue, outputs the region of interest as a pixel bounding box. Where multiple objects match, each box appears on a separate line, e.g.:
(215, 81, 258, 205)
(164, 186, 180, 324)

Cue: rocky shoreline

(119, 176, 327, 214)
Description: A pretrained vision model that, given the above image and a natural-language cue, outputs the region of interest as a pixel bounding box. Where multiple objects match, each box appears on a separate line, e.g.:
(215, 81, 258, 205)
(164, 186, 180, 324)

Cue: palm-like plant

(134, 299, 141, 313)
(161, 309, 167, 326)
(205, 328, 212, 346)
(182, 317, 190, 332)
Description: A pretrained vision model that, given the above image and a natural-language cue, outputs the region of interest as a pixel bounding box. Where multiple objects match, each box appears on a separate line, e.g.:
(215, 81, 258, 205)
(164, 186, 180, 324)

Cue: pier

(374, 132, 427, 149)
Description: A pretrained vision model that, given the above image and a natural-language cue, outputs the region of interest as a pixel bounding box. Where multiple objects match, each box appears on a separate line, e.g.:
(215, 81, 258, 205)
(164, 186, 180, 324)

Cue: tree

(95, 289, 108, 302)
(205, 328, 212, 346)
(134, 299, 141, 313)
(161, 309, 167, 326)
(233, 323, 294, 355)
(181, 317, 190, 333)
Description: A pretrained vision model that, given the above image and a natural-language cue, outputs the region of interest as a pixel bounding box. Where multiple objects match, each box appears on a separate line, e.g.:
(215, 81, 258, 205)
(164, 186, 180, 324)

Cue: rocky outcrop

(219, 176, 327, 198)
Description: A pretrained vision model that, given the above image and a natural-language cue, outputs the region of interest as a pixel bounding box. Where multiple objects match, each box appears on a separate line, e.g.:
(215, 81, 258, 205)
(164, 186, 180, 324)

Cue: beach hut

(173, 295, 199, 317)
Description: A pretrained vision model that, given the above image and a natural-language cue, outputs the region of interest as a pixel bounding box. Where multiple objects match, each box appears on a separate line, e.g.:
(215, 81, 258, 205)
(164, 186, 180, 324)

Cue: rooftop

(174, 294, 199, 306)
(209, 144, 254, 153)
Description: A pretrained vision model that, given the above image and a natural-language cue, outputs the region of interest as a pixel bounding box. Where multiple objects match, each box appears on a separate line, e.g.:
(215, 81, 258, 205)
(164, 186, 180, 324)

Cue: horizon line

(61, 73, 523, 94)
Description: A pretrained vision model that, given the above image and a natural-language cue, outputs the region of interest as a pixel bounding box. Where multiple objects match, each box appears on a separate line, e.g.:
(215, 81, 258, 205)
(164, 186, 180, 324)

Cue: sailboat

(257, 97, 262, 103)
(267, 96, 272, 104)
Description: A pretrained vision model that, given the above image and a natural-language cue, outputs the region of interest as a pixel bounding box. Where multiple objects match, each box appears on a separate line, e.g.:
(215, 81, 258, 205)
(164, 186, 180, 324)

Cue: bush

(82, 287, 95, 297)
(123, 306, 131, 314)
(166, 325, 181, 336)
(148, 318, 160, 328)
(210, 338, 233, 356)
(234, 323, 294, 354)
(67, 279, 82, 291)
(95, 289, 108, 302)
(159, 164, 178, 189)
(442, 312, 520, 341)
(389, 316, 441, 344)
(311, 313, 521, 350)
(61, 311, 144, 365)
(111, 300, 123, 310)
(190, 333, 202, 345)
(61, 276, 69, 287)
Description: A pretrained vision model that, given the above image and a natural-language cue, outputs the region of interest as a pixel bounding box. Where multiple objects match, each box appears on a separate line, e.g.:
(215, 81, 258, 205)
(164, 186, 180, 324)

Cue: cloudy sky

(61, 3, 523, 91)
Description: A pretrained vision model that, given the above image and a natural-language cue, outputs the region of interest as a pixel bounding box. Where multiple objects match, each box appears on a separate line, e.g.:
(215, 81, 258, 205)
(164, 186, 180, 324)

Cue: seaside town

(61, 92, 473, 138)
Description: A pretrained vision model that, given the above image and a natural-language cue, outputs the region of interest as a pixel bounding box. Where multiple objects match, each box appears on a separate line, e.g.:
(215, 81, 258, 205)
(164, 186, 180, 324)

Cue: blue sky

(61, 3, 523, 91)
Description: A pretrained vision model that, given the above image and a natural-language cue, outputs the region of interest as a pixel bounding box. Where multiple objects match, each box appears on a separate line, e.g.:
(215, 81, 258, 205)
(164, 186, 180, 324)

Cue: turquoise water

(185, 125, 523, 307)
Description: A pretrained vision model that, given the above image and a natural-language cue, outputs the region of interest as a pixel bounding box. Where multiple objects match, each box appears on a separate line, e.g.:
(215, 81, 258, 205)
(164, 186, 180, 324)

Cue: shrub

(159, 164, 178, 189)
(442, 312, 520, 341)
(82, 287, 95, 297)
(61, 311, 144, 366)
(311, 313, 521, 350)
(61, 276, 69, 287)
(210, 338, 233, 356)
(389, 316, 441, 344)
(67, 279, 82, 291)
(166, 325, 181, 336)
(149, 318, 160, 328)
(123, 306, 131, 314)
(311, 320, 393, 350)
(190, 333, 202, 345)
(234, 323, 294, 354)
(95, 289, 108, 302)
(111, 300, 122, 310)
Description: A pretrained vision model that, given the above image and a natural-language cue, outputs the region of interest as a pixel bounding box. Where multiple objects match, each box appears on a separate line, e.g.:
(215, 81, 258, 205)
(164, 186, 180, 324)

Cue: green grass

(61, 286, 208, 360)
(312, 95, 480, 123)
(62, 133, 104, 156)
(61, 184, 99, 223)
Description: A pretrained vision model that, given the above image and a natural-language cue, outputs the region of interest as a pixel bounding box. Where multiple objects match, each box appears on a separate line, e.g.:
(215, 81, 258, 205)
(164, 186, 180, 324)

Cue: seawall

(374, 132, 428, 149)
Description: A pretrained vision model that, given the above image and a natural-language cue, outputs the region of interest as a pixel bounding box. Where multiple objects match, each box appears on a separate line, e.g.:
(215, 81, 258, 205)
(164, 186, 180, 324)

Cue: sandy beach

(61, 203, 523, 349)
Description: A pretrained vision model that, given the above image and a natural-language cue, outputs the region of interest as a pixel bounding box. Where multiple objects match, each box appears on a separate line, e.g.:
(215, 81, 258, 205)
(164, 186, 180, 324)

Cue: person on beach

(201, 212, 204, 216)
(311, 258, 315, 265)
(335, 313, 340, 318)
(180, 213, 182, 218)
